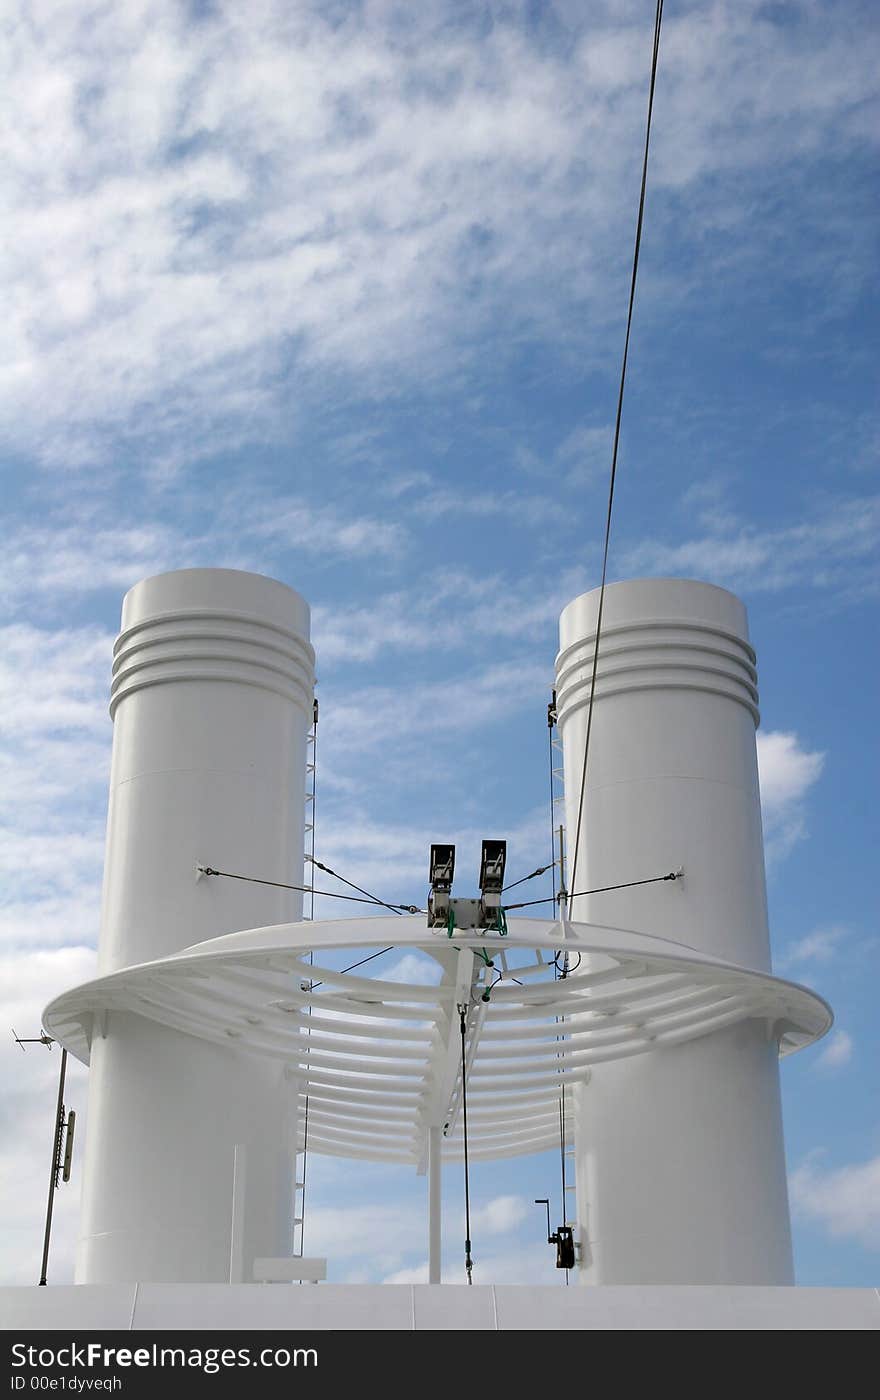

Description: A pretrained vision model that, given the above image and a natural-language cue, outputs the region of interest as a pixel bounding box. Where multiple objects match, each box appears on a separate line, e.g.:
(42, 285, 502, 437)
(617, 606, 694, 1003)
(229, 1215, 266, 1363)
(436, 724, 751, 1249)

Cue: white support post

(228, 1143, 247, 1284)
(428, 1126, 442, 1284)
(416, 948, 476, 1175)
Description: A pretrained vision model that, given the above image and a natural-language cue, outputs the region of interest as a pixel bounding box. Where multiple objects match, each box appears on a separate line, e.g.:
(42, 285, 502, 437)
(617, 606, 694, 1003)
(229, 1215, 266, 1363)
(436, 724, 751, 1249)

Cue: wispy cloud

(411, 488, 567, 528)
(621, 495, 880, 604)
(311, 564, 587, 666)
(0, 625, 111, 738)
(2, 1, 875, 470)
(815, 1030, 853, 1072)
(378, 1194, 537, 1283)
(778, 925, 848, 971)
(303, 1197, 427, 1280)
(242, 498, 408, 560)
(0, 496, 414, 619)
(0, 625, 110, 953)
(474, 1194, 529, 1235)
(790, 1151, 880, 1251)
(0, 525, 181, 615)
(323, 661, 550, 758)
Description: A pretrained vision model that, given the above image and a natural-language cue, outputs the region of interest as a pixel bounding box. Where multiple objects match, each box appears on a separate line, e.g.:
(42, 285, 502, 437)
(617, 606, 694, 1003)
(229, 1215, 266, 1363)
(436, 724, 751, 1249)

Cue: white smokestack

(555, 578, 793, 1284)
(76, 568, 315, 1284)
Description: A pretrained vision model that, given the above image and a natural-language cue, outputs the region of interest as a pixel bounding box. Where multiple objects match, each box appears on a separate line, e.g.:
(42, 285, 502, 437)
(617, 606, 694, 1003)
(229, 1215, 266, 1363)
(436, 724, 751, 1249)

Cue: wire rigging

(198, 865, 421, 913)
(504, 869, 680, 912)
(567, 0, 665, 905)
(554, 947, 570, 1285)
(307, 857, 405, 916)
(459, 1005, 474, 1285)
(304, 946, 395, 992)
(500, 862, 556, 895)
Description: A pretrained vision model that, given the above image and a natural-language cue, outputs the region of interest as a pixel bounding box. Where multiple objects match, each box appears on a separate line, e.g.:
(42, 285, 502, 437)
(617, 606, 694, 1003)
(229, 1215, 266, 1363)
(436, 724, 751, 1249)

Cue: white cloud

(241, 498, 408, 561)
(311, 564, 588, 667)
(475, 1194, 529, 1235)
(0, 625, 111, 739)
(554, 425, 612, 488)
(412, 489, 567, 528)
(0, 946, 97, 1024)
(383, 953, 444, 988)
(0, 625, 110, 954)
(790, 1152, 880, 1250)
(324, 660, 550, 759)
(1, 1, 875, 469)
(757, 730, 824, 864)
(0, 497, 413, 618)
(779, 925, 847, 971)
(758, 731, 825, 814)
(621, 496, 880, 604)
(381, 1261, 429, 1285)
(302, 1199, 426, 1278)
(815, 1030, 853, 1072)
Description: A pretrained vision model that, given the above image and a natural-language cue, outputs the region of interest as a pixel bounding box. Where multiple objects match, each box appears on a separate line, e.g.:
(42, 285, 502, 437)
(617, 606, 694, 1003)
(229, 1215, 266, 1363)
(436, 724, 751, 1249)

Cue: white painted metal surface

(45, 914, 830, 1169)
(556, 578, 798, 1284)
(75, 569, 314, 1285)
(3, 1284, 877, 1332)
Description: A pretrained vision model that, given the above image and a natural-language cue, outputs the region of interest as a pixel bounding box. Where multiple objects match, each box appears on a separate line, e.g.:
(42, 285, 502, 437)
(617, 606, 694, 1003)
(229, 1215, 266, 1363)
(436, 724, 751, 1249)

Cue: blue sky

(1, 0, 877, 1287)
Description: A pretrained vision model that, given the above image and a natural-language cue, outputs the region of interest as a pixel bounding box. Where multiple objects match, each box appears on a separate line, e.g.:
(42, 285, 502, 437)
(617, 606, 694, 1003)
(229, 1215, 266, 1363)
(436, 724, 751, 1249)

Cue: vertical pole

(428, 1126, 442, 1284)
(229, 1143, 247, 1284)
(39, 1048, 67, 1286)
(296, 699, 317, 1266)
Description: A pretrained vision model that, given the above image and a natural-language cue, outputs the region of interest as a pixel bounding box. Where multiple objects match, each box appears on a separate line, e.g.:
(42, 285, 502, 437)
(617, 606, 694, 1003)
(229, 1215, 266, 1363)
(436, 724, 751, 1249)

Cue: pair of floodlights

(427, 840, 506, 931)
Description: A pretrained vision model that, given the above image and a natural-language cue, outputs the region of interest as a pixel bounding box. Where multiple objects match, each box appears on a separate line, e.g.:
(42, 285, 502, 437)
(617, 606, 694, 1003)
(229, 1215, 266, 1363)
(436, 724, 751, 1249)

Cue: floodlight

(429, 844, 455, 890)
(427, 844, 455, 928)
(479, 840, 506, 894)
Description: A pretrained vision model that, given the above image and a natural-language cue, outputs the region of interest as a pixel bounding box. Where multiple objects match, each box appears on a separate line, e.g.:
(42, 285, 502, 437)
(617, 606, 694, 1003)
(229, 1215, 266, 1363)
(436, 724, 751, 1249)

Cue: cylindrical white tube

(556, 578, 793, 1284)
(76, 569, 314, 1284)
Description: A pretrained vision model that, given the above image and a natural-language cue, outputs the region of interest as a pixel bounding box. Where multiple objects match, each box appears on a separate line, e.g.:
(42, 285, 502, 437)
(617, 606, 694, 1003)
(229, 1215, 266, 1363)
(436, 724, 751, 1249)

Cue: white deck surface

(2, 1284, 877, 1331)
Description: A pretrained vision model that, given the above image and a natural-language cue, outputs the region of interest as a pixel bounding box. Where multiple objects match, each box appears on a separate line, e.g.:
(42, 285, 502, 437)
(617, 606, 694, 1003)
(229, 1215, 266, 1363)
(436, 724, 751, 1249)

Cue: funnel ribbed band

(555, 617, 760, 728)
(110, 607, 315, 718)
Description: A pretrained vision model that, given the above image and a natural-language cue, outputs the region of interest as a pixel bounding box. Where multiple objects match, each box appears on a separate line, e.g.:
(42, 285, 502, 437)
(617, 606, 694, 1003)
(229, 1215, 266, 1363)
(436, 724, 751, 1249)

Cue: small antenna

(12, 1029, 54, 1051)
(15, 1029, 74, 1284)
